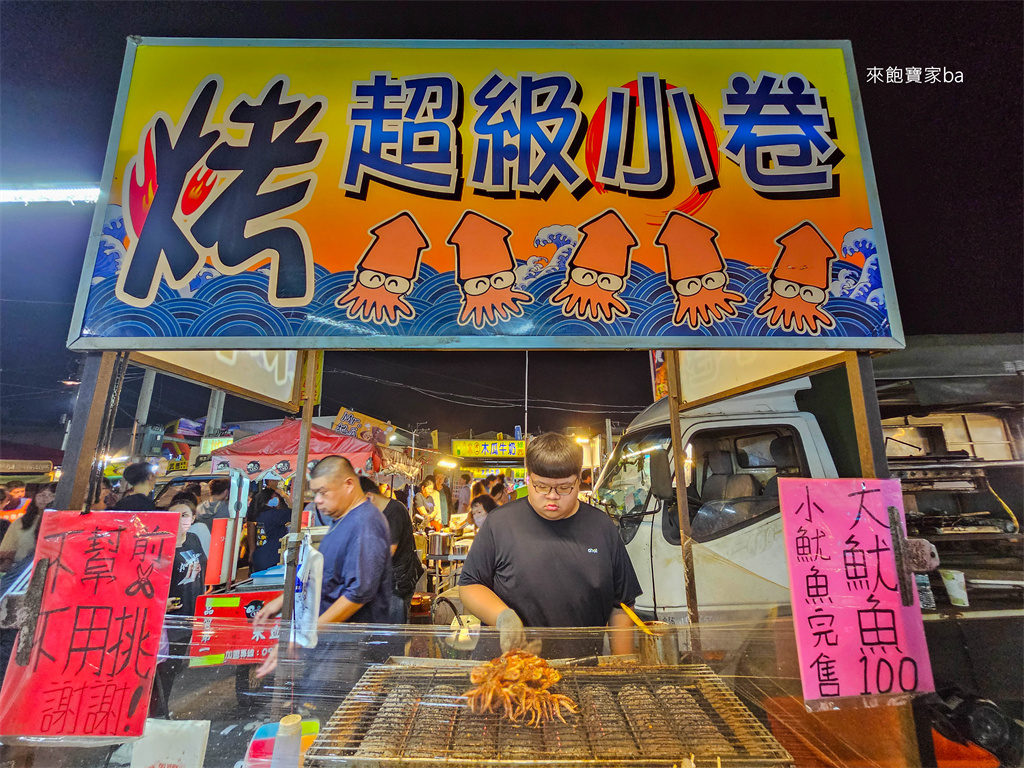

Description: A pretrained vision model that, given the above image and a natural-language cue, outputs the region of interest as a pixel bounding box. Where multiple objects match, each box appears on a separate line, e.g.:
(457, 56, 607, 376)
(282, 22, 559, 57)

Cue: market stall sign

(452, 439, 525, 459)
(0, 459, 53, 474)
(780, 478, 934, 710)
(188, 591, 281, 667)
(68, 39, 901, 352)
(331, 407, 396, 444)
(0, 510, 177, 743)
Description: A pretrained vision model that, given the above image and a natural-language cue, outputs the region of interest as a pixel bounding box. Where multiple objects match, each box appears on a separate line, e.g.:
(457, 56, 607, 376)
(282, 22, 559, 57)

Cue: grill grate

(304, 661, 793, 767)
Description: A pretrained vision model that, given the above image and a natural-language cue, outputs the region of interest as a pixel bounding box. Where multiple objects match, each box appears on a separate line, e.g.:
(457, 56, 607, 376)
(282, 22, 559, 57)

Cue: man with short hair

(460, 433, 641, 658)
(0, 482, 28, 521)
(254, 456, 392, 699)
(360, 476, 423, 624)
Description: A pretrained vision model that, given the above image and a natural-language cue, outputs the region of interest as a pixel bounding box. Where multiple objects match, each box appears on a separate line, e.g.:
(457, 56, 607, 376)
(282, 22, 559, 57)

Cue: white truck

(593, 376, 834, 625)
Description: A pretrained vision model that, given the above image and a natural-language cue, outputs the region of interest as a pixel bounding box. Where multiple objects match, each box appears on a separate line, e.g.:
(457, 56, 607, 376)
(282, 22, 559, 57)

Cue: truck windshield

(593, 427, 673, 518)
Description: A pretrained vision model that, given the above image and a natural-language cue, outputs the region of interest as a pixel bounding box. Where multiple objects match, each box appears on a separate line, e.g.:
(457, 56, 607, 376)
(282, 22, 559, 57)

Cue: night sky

(1, 1, 1021, 439)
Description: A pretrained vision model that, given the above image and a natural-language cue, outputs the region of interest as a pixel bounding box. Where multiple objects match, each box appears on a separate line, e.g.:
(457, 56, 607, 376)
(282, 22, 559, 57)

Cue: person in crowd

(0, 483, 56, 573)
(434, 472, 452, 526)
(191, 478, 231, 556)
(470, 480, 486, 500)
(1, 482, 29, 524)
(460, 433, 642, 658)
(247, 487, 291, 573)
(455, 473, 472, 519)
(483, 475, 496, 493)
(150, 499, 206, 718)
(0, 483, 57, 685)
(490, 482, 509, 507)
(360, 476, 423, 624)
(196, 478, 230, 521)
(113, 463, 158, 510)
(413, 477, 439, 530)
(253, 456, 392, 705)
(470, 493, 497, 530)
(0, 490, 9, 541)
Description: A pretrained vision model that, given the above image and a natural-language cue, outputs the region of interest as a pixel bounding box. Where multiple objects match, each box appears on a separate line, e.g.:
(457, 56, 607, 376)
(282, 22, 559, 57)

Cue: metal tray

(304, 660, 792, 767)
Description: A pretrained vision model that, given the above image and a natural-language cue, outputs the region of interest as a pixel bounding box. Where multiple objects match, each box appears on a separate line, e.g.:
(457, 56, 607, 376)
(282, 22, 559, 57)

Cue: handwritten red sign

(0, 510, 177, 742)
(189, 590, 281, 666)
(780, 479, 934, 710)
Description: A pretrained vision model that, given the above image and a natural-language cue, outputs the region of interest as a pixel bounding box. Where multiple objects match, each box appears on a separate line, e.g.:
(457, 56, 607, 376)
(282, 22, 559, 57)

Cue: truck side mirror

(649, 450, 675, 501)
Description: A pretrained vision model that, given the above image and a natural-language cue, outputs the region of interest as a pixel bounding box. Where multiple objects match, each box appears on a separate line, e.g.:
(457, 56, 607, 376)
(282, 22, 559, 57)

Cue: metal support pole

(664, 350, 702, 655)
(845, 351, 890, 479)
(204, 389, 225, 437)
(524, 351, 529, 436)
(281, 353, 317, 624)
(54, 352, 119, 511)
(129, 367, 157, 459)
(271, 352, 317, 717)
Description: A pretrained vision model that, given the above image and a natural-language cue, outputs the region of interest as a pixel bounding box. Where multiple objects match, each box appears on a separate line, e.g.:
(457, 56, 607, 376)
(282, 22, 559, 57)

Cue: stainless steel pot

(427, 532, 452, 556)
(452, 540, 471, 557)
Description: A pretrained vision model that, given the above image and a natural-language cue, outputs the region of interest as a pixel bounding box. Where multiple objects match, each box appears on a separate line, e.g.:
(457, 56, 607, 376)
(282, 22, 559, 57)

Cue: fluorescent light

(438, 460, 457, 468)
(575, 437, 590, 443)
(1, 186, 100, 204)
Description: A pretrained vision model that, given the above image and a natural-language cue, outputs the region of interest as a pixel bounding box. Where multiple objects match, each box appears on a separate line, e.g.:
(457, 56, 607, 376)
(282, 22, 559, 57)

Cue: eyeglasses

(529, 476, 579, 496)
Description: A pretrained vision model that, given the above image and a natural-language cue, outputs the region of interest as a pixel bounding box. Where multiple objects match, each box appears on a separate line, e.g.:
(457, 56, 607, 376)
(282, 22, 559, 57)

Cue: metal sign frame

(67, 38, 904, 352)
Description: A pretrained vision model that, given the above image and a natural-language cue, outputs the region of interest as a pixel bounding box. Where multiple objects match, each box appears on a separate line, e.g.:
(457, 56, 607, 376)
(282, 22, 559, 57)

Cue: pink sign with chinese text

(0, 510, 177, 743)
(779, 478, 934, 709)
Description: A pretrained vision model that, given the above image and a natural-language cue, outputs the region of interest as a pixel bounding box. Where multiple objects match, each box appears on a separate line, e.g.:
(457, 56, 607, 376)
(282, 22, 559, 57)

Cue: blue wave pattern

(80, 214, 892, 341)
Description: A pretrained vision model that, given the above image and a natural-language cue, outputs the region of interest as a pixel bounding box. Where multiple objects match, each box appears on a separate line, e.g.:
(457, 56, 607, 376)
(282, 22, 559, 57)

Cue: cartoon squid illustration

(755, 221, 838, 334)
(335, 212, 428, 324)
(447, 211, 532, 327)
(551, 210, 636, 322)
(654, 211, 745, 328)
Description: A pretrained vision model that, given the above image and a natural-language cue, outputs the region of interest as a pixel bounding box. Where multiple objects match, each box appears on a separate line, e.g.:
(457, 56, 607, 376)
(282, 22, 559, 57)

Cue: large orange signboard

(68, 40, 901, 351)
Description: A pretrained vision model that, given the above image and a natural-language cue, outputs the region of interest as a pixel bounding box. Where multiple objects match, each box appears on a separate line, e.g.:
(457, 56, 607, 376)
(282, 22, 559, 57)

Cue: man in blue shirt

(254, 455, 392, 698)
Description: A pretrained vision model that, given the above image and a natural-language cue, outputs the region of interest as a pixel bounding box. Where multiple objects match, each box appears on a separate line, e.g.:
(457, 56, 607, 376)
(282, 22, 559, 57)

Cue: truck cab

(593, 377, 837, 624)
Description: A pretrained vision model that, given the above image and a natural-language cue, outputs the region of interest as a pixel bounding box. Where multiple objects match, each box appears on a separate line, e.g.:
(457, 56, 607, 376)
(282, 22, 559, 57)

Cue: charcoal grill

(304, 659, 792, 767)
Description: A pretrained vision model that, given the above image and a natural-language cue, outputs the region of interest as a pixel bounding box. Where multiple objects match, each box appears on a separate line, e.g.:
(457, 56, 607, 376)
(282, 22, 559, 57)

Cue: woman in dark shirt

(151, 500, 207, 717)
(248, 487, 291, 573)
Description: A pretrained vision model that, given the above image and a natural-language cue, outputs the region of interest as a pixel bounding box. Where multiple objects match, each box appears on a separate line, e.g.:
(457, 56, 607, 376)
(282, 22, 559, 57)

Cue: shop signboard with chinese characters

(452, 439, 525, 459)
(463, 466, 527, 480)
(779, 478, 934, 710)
(68, 39, 901, 352)
(188, 591, 281, 667)
(0, 511, 177, 743)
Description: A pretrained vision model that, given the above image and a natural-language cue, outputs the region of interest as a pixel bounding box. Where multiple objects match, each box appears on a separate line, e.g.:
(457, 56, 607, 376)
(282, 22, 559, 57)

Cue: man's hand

(253, 594, 283, 632)
(496, 608, 540, 654)
(255, 645, 278, 678)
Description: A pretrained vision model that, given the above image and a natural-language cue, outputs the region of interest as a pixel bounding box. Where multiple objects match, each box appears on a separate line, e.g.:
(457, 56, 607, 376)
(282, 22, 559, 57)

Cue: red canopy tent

(211, 419, 381, 479)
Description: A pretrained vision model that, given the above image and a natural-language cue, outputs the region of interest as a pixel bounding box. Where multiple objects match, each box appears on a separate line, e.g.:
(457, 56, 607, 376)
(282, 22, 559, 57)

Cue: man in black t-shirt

(360, 476, 424, 623)
(460, 433, 642, 658)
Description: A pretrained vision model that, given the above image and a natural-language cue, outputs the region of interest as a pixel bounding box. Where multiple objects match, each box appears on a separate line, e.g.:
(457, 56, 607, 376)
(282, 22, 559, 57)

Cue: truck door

(652, 421, 819, 621)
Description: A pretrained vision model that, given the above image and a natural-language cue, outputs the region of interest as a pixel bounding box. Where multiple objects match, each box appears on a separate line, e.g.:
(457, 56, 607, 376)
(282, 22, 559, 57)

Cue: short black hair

(461, 473, 471, 482)
(471, 494, 497, 514)
(123, 462, 155, 487)
(525, 433, 583, 479)
(209, 478, 231, 496)
(311, 455, 356, 481)
(358, 475, 380, 495)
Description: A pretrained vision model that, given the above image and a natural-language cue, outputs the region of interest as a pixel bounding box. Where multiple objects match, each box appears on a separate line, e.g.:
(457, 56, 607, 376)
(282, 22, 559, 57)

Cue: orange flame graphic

(181, 166, 217, 215)
(128, 129, 158, 234)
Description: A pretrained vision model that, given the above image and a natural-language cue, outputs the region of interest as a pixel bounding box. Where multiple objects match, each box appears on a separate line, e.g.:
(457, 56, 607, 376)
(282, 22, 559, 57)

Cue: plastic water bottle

(269, 713, 302, 768)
